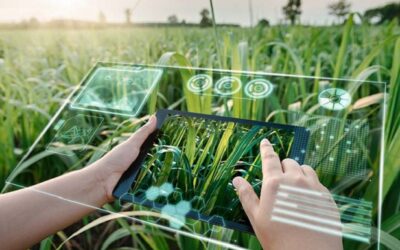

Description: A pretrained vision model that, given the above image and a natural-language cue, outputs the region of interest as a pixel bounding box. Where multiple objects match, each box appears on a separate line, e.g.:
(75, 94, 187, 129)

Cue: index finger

(260, 139, 283, 178)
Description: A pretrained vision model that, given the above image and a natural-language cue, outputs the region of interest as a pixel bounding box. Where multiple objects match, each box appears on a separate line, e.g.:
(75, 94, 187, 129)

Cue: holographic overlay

(214, 76, 242, 96)
(318, 88, 352, 111)
(71, 67, 162, 117)
(187, 74, 213, 93)
(244, 79, 273, 99)
(271, 184, 372, 243)
(4, 63, 385, 250)
(46, 115, 104, 156)
(187, 74, 274, 100)
(293, 113, 369, 177)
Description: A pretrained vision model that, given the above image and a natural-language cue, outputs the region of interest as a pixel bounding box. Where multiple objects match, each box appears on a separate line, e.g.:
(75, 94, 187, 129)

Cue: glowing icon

(244, 79, 273, 99)
(214, 76, 242, 96)
(71, 67, 163, 117)
(145, 186, 160, 201)
(159, 182, 174, 196)
(46, 115, 103, 154)
(318, 88, 351, 111)
(59, 126, 94, 145)
(187, 74, 212, 93)
(175, 200, 191, 214)
(141, 182, 192, 229)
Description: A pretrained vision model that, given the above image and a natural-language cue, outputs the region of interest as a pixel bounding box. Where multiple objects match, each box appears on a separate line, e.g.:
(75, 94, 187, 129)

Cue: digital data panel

(71, 67, 162, 116)
(4, 63, 386, 250)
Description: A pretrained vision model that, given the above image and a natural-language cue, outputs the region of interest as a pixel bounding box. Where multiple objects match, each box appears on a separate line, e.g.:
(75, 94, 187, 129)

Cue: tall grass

(0, 16, 399, 249)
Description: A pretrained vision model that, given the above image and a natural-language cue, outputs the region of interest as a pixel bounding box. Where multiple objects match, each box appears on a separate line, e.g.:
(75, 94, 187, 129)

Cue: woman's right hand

(232, 139, 343, 250)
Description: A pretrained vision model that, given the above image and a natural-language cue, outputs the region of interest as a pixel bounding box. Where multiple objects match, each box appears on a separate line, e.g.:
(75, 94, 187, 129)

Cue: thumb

(104, 115, 157, 166)
(232, 176, 260, 220)
(126, 115, 157, 146)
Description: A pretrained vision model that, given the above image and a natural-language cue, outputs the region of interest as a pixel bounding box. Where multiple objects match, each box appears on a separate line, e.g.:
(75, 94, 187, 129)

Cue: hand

(232, 139, 343, 250)
(88, 115, 157, 203)
(0, 116, 157, 250)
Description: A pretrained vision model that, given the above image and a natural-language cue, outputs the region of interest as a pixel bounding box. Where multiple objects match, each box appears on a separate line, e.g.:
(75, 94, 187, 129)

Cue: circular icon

(318, 88, 352, 111)
(214, 76, 242, 96)
(187, 74, 212, 93)
(244, 79, 273, 99)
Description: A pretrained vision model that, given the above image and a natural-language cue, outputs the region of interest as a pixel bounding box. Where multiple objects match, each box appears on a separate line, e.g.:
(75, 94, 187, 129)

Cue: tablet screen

(116, 110, 309, 232)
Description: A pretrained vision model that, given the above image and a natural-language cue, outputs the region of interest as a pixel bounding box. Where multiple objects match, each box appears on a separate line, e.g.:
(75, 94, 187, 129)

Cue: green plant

(0, 14, 399, 249)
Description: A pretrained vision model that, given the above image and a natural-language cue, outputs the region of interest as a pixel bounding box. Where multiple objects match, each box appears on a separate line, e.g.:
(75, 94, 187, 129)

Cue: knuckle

(301, 165, 314, 172)
(144, 122, 153, 131)
(283, 158, 298, 166)
(319, 185, 330, 194)
(138, 122, 151, 132)
(239, 185, 252, 195)
(293, 174, 306, 184)
(266, 176, 282, 188)
(262, 152, 279, 161)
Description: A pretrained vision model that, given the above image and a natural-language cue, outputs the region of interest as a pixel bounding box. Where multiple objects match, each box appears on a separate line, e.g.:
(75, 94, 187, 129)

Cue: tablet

(113, 109, 309, 233)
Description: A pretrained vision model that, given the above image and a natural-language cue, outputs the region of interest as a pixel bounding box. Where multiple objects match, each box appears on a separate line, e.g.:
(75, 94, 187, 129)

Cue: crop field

(0, 15, 399, 249)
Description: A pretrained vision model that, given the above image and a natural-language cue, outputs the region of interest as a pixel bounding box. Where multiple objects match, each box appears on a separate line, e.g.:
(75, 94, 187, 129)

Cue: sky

(0, 0, 395, 26)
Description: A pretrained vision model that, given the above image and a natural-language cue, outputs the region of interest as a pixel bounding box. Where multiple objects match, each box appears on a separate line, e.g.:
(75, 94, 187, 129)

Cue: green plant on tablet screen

(131, 115, 294, 224)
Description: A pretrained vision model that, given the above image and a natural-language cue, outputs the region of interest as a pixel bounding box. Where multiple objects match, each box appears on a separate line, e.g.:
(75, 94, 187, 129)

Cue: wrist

(83, 163, 112, 206)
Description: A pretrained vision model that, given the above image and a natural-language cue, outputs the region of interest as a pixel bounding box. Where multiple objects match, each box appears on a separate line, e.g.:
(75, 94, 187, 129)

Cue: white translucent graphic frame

(71, 67, 163, 117)
(3, 62, 386, 250)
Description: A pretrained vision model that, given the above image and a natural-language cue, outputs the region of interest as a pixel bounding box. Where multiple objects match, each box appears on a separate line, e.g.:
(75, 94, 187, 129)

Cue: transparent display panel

(71, 66, 162, 117)
(4, 62, 386, 250)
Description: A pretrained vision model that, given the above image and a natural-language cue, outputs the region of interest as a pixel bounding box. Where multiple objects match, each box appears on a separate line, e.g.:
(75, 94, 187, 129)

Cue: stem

(248, 0, 254, 27)
(209, 0, 223, 68)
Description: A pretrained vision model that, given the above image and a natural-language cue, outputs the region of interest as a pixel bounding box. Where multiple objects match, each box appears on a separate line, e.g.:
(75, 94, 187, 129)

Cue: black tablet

(113, 109, 309, 233)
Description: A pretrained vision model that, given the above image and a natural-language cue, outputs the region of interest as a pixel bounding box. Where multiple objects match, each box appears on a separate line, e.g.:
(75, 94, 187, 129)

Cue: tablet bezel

(113, 109, 309, 233)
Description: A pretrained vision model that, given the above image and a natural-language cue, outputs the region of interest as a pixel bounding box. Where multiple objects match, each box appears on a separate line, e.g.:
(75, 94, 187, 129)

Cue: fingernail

(261, 138, 270, 144)
(147, 115, 155, 124)
(232, 177, 243, 189)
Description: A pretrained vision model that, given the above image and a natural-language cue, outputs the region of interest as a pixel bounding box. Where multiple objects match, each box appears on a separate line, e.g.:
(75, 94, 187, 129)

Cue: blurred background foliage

(0, 0, 399, 248)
